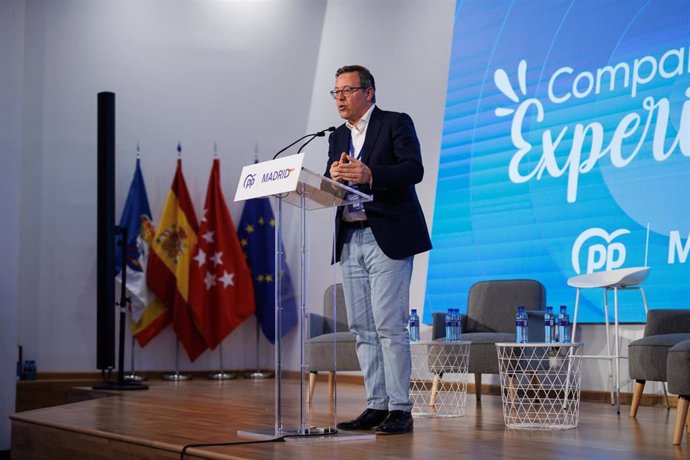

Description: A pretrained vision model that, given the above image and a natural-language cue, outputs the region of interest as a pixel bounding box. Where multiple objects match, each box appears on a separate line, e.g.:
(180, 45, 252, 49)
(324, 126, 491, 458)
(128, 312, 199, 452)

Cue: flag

(237, 196, 298, 344)
(147, 159, 208, 361)
(114, 159, 167, 347)
(188, 158, 255, 349)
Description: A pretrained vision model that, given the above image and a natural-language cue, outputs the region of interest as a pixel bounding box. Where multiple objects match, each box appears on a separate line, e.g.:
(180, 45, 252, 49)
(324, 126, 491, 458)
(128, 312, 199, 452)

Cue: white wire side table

(496, 342, 584, 430)
(410, 341, 470, 418)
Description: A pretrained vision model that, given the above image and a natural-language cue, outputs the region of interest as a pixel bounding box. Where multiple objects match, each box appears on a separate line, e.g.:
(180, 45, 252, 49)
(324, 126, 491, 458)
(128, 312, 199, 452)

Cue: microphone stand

(272, 127, 336, 159)
(93, 226, 148, 391)
(297, 134, 322, 154)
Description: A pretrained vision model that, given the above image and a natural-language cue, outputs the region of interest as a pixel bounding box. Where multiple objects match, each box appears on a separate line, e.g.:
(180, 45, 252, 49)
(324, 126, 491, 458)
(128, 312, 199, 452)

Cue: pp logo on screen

(571, 228, 631, 274)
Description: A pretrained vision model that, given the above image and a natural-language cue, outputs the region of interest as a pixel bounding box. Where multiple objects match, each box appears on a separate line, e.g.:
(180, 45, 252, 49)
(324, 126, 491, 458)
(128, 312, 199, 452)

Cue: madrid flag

(147, 159, 208, 361)
(189, 158, 255, 349)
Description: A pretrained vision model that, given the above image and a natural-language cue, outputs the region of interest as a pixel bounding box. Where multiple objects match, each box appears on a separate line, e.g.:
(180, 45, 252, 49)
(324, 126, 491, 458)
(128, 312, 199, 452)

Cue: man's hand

(329, 152, 348, 182)
(333, 152, 373, 185)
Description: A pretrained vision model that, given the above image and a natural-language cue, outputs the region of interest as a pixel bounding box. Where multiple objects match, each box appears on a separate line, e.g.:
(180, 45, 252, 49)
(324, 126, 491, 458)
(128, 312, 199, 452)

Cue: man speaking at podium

(325, 65, 432, 435)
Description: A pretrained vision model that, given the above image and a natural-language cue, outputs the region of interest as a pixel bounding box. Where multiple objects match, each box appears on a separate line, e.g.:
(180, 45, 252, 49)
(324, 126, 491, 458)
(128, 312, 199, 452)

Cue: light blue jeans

(340, 227, 413, 412)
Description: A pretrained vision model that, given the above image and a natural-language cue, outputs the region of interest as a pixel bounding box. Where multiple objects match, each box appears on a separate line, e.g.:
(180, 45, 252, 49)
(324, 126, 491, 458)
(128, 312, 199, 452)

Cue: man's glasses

(330, 87, 364, 99)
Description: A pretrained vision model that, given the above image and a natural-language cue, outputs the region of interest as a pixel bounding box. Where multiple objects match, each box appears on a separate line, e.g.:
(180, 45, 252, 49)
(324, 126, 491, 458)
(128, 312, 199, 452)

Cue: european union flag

(238, 197, 298, 344)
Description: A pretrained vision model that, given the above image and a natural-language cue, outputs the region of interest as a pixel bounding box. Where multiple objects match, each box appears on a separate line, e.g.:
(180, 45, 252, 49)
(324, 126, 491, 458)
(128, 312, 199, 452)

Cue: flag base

(124, 372, 148, 382)
(243, 369, 274, 379)
(162, 372, 192, 381)
(207, 371, 237, 380)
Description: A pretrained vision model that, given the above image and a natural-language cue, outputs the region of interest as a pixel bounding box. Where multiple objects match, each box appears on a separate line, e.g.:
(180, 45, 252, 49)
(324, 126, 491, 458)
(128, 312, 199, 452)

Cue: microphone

(297, 126, 336, 154)
(272, 126, 336, 159)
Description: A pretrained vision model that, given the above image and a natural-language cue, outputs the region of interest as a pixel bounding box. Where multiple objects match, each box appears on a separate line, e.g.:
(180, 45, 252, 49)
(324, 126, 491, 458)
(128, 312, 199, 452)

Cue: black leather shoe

(336, 408, 389, 431)
(374, 410, 413, 435)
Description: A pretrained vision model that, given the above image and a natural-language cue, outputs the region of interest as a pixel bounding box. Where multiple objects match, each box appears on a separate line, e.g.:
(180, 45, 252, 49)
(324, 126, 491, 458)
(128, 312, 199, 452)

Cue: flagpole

(126, 143, 144, 384)
(243, 162, 274, 380)
(161, 145, 193, 382)
(244, 321, 274, 379)
(208, 342, 237, 380)
(206, 146, 236, 381)
(162, 340, 191, 381)
(124, 334, 147, 382)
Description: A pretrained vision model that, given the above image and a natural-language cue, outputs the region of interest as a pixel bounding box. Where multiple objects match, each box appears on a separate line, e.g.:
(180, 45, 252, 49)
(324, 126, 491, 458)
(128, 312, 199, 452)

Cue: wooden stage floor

(11, 378, 689, 459)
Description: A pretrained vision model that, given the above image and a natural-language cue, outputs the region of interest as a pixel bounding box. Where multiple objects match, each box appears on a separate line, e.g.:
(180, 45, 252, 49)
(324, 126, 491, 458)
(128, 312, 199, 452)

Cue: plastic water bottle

(454, 308, 462, 339)
(558, 305, 571, 343)
(22, 360, 37, 381)
(445, 308, 454, 342)
(515, 306, 529, 343)
(409, 309, 420, 342)
(544, 306, 556, 343)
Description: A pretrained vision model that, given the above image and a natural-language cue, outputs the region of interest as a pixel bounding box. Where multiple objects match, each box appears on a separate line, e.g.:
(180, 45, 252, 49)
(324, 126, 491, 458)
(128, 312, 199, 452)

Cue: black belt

(342, 220, 369, 229)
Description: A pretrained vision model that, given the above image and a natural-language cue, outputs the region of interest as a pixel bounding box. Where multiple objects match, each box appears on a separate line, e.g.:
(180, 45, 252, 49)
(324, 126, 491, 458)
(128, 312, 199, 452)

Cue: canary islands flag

(114, 159, 167, 347)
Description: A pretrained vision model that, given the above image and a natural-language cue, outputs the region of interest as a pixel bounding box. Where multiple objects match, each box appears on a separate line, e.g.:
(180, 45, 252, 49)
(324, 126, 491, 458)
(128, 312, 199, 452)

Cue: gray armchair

(305, 283, 360, 403)
(432, 279, 546, 401)
(628, 309, 690, 417)
(667, 339, 690, 445)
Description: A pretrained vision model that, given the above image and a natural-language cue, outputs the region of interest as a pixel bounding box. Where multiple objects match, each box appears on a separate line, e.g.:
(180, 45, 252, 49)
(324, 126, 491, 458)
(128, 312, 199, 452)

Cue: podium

(234, 154, 372, 439)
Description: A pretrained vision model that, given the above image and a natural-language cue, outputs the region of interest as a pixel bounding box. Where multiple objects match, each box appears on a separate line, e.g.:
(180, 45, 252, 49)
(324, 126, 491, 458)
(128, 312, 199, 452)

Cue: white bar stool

(567, 266, 650, 414)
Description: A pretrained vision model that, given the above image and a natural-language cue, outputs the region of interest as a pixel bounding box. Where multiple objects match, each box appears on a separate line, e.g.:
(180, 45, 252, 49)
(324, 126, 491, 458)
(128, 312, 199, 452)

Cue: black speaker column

(96, 92, 116, 372)
(95, 92, 147, 390)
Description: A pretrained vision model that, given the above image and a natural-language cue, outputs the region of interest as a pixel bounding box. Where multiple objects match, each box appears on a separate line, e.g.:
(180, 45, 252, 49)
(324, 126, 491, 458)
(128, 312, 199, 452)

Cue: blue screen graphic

(425, 0, 690, 324)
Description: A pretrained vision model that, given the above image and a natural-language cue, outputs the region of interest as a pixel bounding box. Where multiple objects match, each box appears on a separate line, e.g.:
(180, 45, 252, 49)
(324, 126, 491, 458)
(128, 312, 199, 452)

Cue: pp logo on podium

(243, 173, 256, 189)
(571, 227, 631, 274)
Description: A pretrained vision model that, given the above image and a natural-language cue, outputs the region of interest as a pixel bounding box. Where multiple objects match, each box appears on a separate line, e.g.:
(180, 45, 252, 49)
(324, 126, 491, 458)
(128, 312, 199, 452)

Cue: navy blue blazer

(325, 106, 432, 262)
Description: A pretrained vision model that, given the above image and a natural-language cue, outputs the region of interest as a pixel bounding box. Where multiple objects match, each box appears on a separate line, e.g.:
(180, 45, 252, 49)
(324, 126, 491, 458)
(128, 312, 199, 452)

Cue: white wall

(11, 0, 458, 375)
(2, 0, 657, 450)
(302, 0, 454, 317)
(0, 0, 25, 451)
(16, 0, 329, 374)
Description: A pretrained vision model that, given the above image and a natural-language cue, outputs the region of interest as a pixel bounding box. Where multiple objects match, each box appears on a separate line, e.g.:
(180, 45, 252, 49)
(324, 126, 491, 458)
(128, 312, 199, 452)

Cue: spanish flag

(147, 159, 208, 362)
